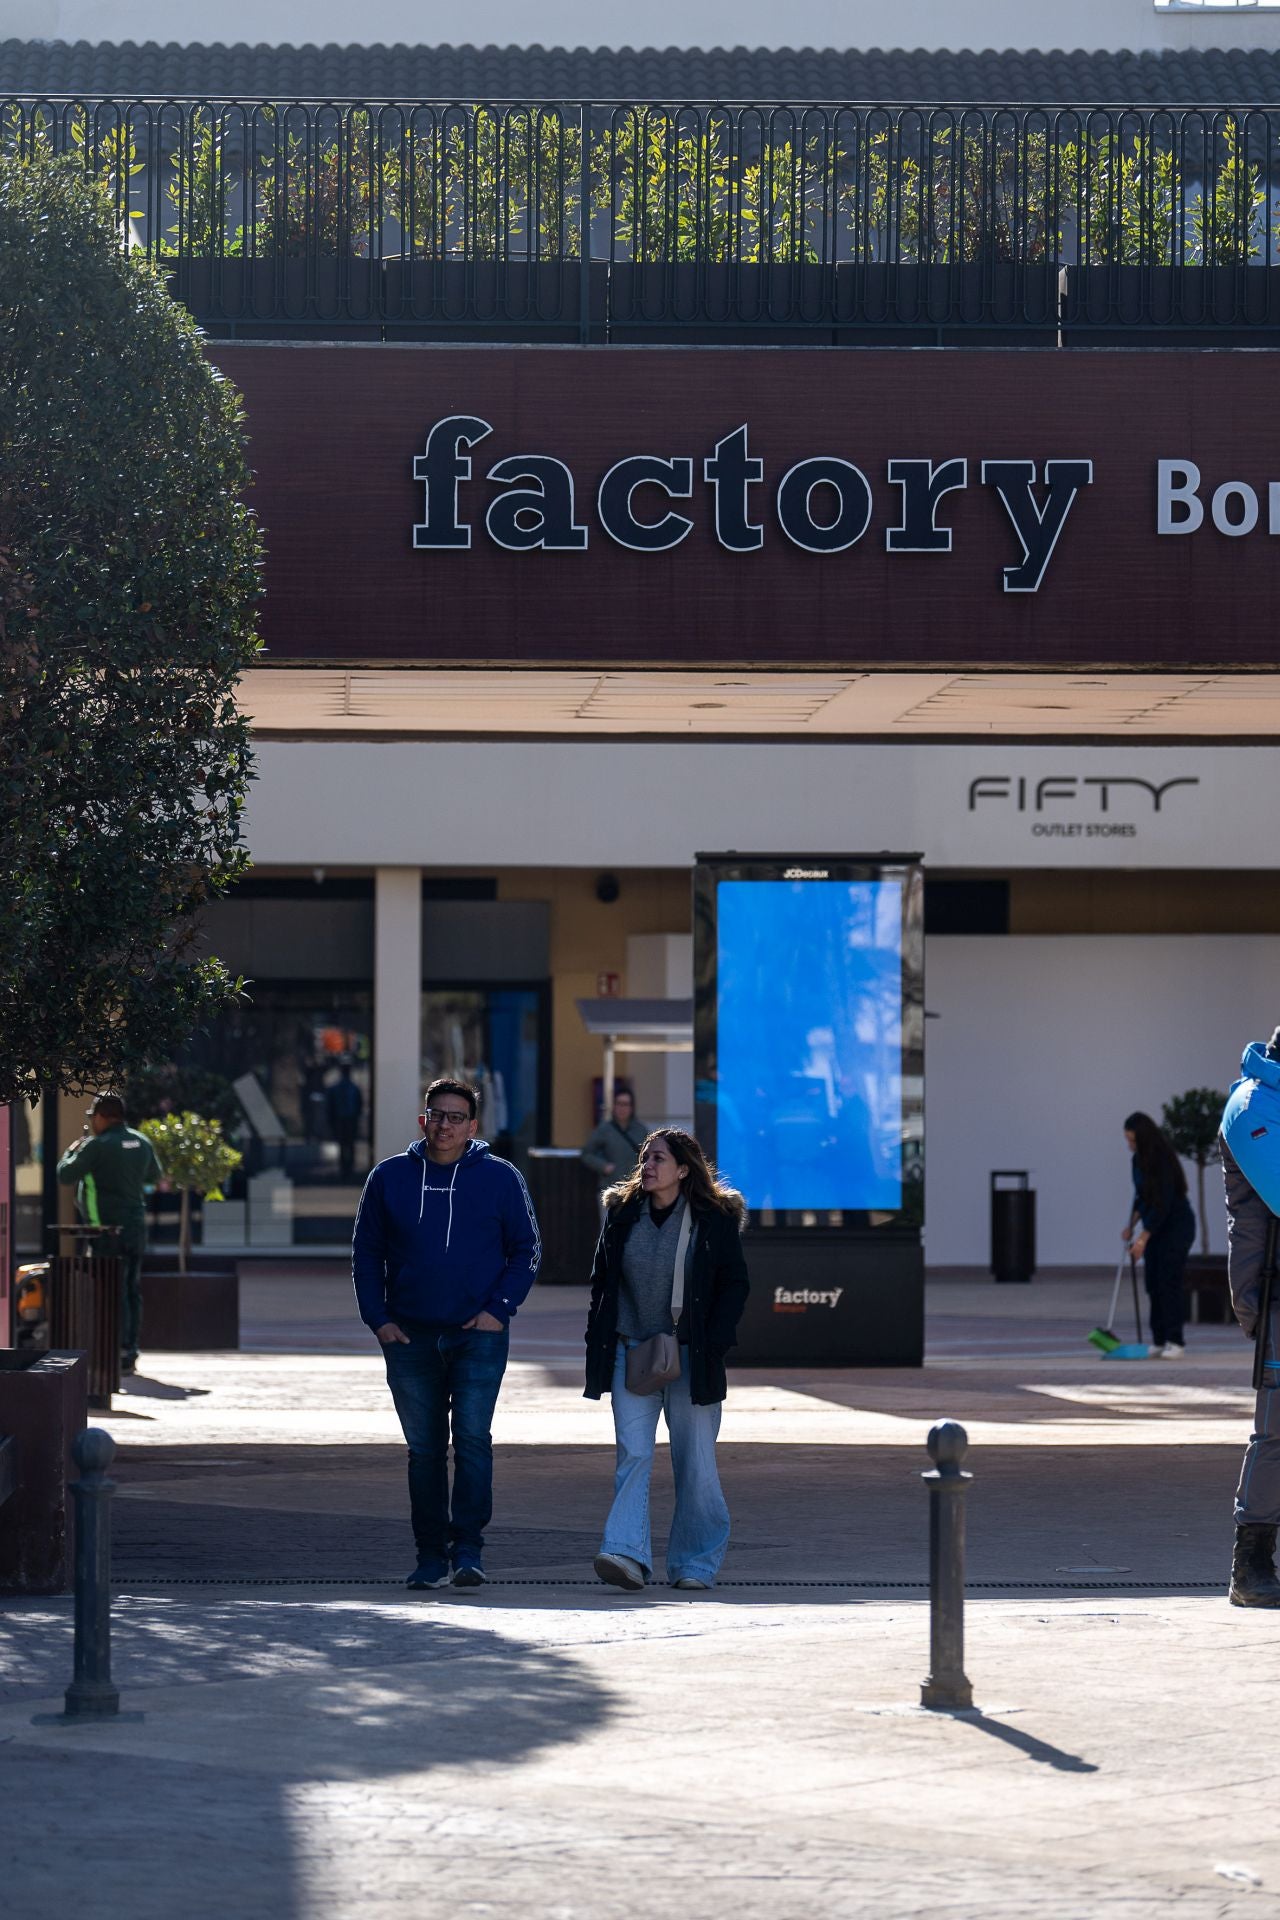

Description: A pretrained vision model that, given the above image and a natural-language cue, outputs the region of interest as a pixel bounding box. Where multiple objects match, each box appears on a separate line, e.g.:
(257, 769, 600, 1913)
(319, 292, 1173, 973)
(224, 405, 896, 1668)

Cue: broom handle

(1252, 1213, 1279, 1395)
(1105, 1255, 1126, 1331)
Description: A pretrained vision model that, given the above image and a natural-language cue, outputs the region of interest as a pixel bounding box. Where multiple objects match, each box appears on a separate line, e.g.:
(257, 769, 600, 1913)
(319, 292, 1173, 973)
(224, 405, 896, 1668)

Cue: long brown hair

(604, 1128, 744, 1222)
(1124, 1109, 1187, 1209)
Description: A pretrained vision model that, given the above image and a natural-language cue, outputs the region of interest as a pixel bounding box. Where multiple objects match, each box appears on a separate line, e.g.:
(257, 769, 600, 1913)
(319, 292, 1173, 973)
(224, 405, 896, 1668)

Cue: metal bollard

(920, 1419, 974, 1712)
(33, 1427, 138, 1725)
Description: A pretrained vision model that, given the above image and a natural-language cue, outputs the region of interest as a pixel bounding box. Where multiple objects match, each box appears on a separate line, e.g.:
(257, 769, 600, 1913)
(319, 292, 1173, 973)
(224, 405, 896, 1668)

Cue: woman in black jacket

(585, 1127, 750, 1592)
(1123, 1109, 1197, 1358)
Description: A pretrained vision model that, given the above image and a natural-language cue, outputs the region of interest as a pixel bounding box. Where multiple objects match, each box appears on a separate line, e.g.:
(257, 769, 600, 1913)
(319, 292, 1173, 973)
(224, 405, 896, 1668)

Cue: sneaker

(1153, 1342, 1186, 1359)
(672, 1577, 710, 1591)
(593, 1551, 646, 1592)
(452, 1564, 487, 1589)
(406, 1563, 451, 1590)
(120, 1357, 137, 1377)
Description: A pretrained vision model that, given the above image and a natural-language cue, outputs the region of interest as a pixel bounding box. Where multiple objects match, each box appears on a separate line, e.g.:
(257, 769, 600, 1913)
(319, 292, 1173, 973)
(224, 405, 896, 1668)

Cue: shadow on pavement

(119, 1375, 212, 1401)
(1, 1596, 619, 1920)
(958, 1712, 1100, 1773)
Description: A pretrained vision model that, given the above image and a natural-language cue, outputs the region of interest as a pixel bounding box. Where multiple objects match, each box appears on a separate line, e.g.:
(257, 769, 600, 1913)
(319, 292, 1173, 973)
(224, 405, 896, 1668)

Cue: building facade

(8, 20, 1280, 1271)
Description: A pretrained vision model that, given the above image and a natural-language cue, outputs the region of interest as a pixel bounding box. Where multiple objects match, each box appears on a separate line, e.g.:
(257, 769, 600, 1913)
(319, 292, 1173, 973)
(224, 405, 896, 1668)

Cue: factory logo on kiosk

(773, 1286, 845, 1314)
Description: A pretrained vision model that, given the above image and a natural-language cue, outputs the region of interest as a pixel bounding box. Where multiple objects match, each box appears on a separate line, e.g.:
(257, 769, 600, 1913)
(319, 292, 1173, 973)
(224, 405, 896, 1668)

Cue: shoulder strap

(671, 1199, 693, 1321)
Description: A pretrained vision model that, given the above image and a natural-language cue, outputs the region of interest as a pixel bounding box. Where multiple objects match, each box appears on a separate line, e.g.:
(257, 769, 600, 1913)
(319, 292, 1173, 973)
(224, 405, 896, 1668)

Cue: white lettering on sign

(773, 1286, 845, 1309)
(411, 417, 1095, 592)
(1158, 458, 1280, 539)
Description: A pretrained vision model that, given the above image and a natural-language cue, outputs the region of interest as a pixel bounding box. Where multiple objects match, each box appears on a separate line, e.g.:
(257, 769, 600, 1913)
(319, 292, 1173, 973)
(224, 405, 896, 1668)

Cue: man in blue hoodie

(353, 1077, 541, 1590)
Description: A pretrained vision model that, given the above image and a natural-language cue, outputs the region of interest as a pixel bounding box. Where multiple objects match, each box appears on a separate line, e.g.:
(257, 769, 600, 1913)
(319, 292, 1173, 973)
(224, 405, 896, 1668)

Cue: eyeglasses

(423, 1107, 472, 1127)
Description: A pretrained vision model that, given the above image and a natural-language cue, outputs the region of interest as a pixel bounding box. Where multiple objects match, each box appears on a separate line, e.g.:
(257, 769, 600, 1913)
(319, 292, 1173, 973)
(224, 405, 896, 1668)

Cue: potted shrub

(138, 1110, 242, 1277)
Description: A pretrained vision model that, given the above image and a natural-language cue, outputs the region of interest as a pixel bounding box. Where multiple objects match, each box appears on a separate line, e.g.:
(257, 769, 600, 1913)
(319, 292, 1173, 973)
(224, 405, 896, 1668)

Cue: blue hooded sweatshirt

(1222, 1043, 1280, 1216)
(352, 1137, 541, 1332)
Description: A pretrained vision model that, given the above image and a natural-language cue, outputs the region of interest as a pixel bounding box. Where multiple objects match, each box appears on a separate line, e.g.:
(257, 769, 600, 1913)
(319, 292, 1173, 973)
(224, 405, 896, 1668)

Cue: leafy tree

(1162, 1089, 1228, 1256)
(0, 152, 261, 1105)
(122, 1063, 241, 1134)
(138, 1111, 242, 1275)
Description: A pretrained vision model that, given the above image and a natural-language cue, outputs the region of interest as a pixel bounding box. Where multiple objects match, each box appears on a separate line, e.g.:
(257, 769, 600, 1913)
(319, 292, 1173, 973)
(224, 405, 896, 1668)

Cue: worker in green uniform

(57, 1092, 164, 1374)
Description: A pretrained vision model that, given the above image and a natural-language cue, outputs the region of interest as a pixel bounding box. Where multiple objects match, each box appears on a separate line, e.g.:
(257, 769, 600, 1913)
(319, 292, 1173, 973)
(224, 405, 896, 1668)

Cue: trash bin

(46, 1227, 122, 1407)
(527, 1148, 601, 1286)
(990, 1170, 1036, 1285)
(0, 1350, 88, 1593)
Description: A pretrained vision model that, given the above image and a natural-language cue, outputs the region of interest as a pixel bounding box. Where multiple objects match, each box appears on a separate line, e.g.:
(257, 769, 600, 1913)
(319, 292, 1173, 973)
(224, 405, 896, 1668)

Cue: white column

(373, 867, 423, 1166)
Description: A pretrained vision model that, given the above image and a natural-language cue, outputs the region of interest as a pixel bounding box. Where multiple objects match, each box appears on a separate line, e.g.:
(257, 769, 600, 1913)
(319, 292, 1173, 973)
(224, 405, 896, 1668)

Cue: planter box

(169, 256, 376, 325)
(139, 1265, 240, 1350)
(1071, 261, 1280, 331)
(1184, 1253, 1230, 1326)
(166, 251, 1280, 337)
(171, 256, 606, 336)
(0, 1351, 87, 1594)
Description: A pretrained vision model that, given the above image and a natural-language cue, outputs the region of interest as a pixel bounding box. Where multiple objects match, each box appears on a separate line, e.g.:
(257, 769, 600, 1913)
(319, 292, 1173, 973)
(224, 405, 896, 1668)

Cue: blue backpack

(1222, 1042, 1280, 1215)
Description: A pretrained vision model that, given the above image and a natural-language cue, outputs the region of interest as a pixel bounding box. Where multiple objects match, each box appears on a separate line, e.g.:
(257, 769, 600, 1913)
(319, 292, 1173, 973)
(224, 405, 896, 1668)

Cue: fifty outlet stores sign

(212, 345, 1280, 668)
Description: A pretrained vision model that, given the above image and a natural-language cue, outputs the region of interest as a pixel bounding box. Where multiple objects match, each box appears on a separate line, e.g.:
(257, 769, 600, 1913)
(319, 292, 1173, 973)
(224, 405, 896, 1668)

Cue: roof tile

(0, 38, 1277, 102)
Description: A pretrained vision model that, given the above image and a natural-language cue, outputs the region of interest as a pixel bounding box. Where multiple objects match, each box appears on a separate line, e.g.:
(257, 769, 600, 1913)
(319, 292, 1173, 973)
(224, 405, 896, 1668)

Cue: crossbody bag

(623, 1201, 693, 1396)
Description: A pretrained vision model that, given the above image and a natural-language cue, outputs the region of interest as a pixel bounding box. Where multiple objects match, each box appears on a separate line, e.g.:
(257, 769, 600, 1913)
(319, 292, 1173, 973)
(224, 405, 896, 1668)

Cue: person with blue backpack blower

(1220, 1028, 1280, 1608)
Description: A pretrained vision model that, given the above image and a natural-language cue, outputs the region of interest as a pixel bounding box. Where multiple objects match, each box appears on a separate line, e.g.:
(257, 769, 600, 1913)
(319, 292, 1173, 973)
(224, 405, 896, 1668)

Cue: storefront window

(163, 983, 373, 1247)
(422, 987, 547, 1171)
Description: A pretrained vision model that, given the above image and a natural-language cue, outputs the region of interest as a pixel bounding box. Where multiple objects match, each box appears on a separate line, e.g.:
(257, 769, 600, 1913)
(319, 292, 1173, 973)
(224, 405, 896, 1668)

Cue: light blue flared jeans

(599, 1340, 731, 1585)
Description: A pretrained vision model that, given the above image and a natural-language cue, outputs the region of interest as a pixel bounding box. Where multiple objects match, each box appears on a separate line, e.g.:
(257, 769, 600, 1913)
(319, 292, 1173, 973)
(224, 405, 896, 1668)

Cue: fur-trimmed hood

(601, 1182, 747, 1231)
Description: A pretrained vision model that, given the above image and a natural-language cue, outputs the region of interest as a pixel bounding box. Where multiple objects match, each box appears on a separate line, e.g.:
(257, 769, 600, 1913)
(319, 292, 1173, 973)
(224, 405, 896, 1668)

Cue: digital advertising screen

(694, 856, 924, 1227)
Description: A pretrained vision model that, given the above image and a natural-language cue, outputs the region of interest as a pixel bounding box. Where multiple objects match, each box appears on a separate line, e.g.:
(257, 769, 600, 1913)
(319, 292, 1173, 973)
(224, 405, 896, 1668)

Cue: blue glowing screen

(714, 879, 903, 1210)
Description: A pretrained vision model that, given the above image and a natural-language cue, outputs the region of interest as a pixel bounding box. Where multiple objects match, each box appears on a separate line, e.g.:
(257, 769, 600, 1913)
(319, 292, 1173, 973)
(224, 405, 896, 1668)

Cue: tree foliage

(1162, 1088, 1228, 1256)
(122, 1061, 241, 1132)
(0, 153, 261, 1104)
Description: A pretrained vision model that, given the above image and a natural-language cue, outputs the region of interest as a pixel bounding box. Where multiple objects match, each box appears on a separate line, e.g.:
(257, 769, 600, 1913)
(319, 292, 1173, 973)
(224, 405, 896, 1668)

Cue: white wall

(926, 935, 1273, 1266)
(7, 0, 1280, 56)
(243, 740, 1280, 874)
(625, 932, 694, 1129)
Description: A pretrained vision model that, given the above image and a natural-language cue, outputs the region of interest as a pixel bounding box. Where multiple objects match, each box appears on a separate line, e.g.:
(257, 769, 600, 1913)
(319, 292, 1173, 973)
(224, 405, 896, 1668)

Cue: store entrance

(422, 985, 551, 1175)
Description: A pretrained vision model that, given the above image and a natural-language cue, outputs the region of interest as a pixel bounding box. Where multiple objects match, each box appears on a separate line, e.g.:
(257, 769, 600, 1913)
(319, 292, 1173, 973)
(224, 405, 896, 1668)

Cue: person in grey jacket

(1222, 1028, 1280, 1608)
(580, 1088, 647, 1186)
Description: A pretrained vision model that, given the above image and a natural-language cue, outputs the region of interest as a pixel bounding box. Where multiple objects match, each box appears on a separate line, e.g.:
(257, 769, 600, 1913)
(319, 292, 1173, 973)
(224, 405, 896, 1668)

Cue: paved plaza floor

(2, 1267, 1278, 1918)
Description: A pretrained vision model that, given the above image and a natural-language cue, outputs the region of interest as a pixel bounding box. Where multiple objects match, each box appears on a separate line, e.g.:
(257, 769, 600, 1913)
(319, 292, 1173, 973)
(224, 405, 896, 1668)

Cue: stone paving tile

(2, 1270, 1268, 1919)
(2, 1594, 1277, 1920)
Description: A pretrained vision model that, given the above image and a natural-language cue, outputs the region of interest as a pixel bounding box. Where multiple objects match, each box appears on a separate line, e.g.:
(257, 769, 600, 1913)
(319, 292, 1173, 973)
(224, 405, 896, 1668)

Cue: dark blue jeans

(383, 1322, 510, 1571)
(1144, 1215, 1196, 1348)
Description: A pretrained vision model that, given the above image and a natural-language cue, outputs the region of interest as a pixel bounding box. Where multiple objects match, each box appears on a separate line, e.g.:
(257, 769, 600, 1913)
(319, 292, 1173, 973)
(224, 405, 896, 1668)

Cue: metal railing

(8, 96, 1280, 336)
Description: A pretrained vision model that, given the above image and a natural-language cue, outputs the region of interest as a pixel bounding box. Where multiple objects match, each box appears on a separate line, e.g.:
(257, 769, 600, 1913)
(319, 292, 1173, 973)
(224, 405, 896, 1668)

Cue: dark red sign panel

(211, 344, 1280, 670)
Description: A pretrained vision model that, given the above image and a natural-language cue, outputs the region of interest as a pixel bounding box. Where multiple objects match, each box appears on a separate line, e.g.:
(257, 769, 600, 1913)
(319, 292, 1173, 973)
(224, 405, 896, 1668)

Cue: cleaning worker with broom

(1121, 1111, 1197, 1359)
(1220, 1027, 1280, 1609)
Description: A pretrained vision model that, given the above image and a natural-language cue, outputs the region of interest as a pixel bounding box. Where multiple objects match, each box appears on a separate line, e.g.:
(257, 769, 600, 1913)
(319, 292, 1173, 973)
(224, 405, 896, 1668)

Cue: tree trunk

(179, 1185, 191, 1277)
(1197, 1157, 1208, 1257)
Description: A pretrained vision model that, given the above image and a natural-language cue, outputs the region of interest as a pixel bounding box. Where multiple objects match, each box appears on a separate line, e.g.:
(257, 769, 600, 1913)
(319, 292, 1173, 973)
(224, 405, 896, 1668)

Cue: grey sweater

(617, 1196, 687, 1339)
